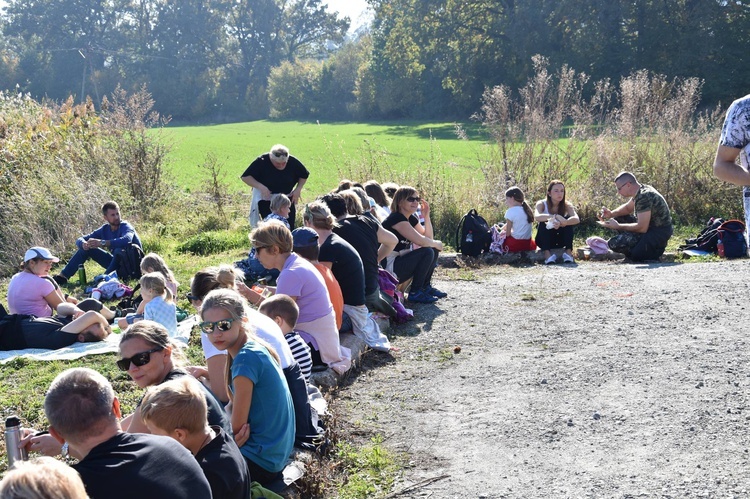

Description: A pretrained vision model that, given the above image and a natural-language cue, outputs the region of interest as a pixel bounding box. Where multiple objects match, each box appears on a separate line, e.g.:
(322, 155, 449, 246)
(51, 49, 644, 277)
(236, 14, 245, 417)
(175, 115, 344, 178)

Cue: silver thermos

(5, 415, 28, 467)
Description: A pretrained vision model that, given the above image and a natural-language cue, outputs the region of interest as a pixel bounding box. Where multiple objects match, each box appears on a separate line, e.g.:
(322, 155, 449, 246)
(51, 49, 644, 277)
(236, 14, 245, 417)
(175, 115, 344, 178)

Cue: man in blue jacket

(54, 201, 142, 285)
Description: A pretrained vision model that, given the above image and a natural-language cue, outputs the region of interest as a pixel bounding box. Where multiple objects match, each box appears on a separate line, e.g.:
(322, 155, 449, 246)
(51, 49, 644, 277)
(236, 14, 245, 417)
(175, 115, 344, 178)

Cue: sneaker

(408, 289, 438, 304)
(425, 286, 448, 298)
(52, 274, 68, 286)
(544, 254, 558, 265)
(562, 253, 575, 263)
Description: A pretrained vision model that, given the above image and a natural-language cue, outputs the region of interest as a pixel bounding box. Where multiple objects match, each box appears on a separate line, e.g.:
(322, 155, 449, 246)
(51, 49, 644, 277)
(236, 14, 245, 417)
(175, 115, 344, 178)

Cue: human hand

(259, 186, 272, 200)
(186, 365, 210, 380)
(433, 240, 444, 251)
(72, 309, 85, 319)
(599, 207, 612, 220)
(597, 219, 620, 230)
(234, 423, 250, 448)
(421, 199, 431, 217)
(288, 188, 301, 204)
(22, 431, 62, 457)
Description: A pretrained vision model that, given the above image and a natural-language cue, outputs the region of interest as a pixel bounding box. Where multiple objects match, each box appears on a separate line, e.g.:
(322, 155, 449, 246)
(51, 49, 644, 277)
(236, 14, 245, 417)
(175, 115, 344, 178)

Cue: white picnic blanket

(0, 315, 197, 364)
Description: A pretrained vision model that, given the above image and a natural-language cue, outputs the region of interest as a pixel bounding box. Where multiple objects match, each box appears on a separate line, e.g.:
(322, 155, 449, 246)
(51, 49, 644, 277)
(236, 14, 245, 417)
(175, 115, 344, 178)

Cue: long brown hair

(546, 180, 568, 217)
(505, 186, 534, 223)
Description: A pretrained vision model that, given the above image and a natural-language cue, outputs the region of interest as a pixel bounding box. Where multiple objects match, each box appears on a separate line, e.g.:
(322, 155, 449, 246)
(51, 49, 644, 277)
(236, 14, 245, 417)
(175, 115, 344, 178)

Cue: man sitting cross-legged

(53, 201, 142, 285)
(43, 368, 212, 499)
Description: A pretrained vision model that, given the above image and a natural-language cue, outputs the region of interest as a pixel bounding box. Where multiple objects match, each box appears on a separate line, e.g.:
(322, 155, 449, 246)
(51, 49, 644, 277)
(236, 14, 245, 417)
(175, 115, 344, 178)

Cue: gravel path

(334, 259, 750, 498)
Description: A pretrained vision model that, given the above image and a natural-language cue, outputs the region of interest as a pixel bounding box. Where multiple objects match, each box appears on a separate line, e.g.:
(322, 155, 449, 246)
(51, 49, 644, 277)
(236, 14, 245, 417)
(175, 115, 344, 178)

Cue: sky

(325, 0, 371, 32)
(0, 0, 371, 31)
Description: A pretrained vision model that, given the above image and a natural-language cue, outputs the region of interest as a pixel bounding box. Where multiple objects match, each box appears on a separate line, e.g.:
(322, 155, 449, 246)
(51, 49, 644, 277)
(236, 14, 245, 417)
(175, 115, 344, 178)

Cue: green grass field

(162, 120, 489, 195)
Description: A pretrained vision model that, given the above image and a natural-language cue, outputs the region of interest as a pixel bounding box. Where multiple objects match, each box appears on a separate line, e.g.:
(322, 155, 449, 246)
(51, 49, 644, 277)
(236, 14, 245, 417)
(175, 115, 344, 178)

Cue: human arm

(557, 204, 580, 227)
(391, 220, 443, 250)
(418, 200, 435, 239)
(123, 405, 150, 433)
(21, 430, 63, 457)
(230, 375, 254, 447)
(599, 210, 651, 233)
(599, 198, 635, 220)
(60, 311, 110, 336)
(289, 177, 307, 204)
(205, 355, 230, 403)
(713, 145, 750, 186)
(376, 224, 398, 262)
(241, 174, 272, 200)
(534, 200, 552, 222)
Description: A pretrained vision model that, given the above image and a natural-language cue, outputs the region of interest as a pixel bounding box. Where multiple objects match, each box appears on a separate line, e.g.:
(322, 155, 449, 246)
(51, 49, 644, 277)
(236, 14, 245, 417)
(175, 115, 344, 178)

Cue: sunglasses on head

(199, 318, 237, 335)
(116, 347, 162, 371)
(186, 293, 200, 302)
(272, 152, 288, 159)
(406, 196, 421, 203)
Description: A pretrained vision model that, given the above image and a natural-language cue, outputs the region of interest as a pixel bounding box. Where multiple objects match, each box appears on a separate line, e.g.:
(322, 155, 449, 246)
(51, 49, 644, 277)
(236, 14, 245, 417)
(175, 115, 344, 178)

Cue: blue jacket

(76, 221, 142, 250)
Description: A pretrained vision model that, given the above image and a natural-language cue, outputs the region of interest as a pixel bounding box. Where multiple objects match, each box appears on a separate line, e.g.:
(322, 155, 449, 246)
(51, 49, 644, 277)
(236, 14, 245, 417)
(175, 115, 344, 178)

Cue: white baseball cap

(24, 247, 60, 263)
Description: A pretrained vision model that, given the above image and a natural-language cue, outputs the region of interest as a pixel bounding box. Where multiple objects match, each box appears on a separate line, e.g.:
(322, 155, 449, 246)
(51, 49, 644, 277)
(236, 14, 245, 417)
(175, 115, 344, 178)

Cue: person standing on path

(241, 144, 309, 228)
(598, 172, 673, 261)
(713, 94, 750, 243)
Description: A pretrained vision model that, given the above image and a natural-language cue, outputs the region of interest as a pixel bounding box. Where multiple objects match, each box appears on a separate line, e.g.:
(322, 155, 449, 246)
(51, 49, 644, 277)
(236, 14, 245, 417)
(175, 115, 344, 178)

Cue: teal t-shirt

(231, 341, 295, 472)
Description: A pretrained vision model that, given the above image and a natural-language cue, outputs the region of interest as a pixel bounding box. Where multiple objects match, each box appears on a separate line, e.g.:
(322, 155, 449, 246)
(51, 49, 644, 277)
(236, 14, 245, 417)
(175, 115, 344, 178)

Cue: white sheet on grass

(0, 315, 196, 364)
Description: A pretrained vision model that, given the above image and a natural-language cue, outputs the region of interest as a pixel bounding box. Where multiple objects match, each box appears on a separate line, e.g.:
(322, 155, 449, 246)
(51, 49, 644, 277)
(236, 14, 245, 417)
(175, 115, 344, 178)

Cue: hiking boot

(52, 274, 68, 286)
(408, 289, 438, 304)
(544, 254, 558, 265)
(425, 286, 448, 298)
(562, 253, 575, 263)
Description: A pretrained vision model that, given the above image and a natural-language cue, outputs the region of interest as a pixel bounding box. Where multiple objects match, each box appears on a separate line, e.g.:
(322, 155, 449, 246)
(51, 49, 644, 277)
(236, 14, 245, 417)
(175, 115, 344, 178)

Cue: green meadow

(162, 120, 490, 195)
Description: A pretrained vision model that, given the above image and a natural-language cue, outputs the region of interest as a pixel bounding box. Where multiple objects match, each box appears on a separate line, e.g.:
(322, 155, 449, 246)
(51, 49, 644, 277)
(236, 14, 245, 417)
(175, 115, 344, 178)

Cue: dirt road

(334, 260, 750, 498)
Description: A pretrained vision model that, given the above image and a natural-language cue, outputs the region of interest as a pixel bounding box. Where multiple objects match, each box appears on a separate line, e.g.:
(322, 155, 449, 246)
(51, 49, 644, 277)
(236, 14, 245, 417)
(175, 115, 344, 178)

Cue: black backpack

(456, 209, 492, 257)
(717, 219, 747, 259)
(115, 244, 145, 281)
(683, 217, 725, 253)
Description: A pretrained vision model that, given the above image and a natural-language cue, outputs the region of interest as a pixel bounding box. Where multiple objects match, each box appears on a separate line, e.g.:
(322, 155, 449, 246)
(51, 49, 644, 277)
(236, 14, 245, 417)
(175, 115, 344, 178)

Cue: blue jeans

(61, 247, 124, 278)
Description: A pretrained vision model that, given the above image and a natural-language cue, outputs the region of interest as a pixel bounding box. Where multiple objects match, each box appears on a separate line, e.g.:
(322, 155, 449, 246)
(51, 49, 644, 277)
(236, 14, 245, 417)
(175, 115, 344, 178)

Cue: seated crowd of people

(0, 178, 457, 498)
(0, 169, 674, 497)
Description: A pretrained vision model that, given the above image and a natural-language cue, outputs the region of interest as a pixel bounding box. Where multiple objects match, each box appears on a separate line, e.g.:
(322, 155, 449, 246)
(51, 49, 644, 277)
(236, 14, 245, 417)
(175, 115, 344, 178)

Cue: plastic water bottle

(78, 264, 87, 285)
(717, 239, 725, 257)
(5, 415, 28, 468)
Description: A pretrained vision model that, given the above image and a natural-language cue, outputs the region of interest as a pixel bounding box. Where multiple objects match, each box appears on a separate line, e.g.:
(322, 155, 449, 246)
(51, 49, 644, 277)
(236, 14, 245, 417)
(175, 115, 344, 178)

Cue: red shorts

(504, 236, 537, 253)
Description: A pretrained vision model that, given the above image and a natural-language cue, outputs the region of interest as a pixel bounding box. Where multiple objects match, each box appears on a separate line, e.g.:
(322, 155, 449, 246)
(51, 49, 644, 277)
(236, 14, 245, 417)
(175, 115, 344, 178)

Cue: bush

(0, 87, 175, 277)
(176, 229, 248, 256)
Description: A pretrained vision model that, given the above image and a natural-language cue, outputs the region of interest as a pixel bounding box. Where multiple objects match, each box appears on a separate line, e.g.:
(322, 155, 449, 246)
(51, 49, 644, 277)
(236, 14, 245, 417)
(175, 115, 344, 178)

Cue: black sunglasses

(199, 318, 237, 335)
(406, 196, 421, 203)
(116, 347, 162, 371)
(186, 293, 200, 302)
(272, 152, 288, 158)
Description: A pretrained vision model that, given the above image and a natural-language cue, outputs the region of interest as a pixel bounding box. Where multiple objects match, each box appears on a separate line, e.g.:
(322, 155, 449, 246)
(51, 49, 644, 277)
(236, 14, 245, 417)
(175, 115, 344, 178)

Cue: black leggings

(393, 247, 439, 290)
(535, 223, 575, 251)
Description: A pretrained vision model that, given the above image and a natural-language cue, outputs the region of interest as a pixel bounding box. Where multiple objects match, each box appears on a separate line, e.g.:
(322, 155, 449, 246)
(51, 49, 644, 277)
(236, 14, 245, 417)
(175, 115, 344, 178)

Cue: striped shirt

(285, 331, 312, 380)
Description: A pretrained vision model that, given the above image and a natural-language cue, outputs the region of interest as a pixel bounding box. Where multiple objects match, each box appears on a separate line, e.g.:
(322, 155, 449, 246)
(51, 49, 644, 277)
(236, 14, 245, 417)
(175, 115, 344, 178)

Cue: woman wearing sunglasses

(382, 186, 446, 304)
(187, 265, 324, 451)
(200, 288, 295, 487)
(241, 144, 310, 228)
(117, 321, 232, 436)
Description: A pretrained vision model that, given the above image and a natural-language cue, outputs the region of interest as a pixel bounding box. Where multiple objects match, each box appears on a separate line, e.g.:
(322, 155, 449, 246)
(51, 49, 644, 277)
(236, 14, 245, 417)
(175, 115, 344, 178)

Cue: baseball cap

(24, 247, 60, 263)
(291, 227, 319, 248)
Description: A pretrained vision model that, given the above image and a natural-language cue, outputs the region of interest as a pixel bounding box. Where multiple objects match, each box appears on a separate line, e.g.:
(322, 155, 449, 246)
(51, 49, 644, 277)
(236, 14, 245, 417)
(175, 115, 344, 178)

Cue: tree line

(1, 0, 748, 121)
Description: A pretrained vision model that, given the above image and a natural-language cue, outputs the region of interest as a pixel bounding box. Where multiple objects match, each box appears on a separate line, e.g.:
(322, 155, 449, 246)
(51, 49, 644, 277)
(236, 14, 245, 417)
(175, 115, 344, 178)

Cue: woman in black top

(381, 186, 446, 304)
(241, 144, 310, 227)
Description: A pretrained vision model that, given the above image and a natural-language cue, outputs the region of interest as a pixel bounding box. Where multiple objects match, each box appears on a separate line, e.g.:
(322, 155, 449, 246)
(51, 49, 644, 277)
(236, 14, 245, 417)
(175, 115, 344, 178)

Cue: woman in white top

(534, 180, 580, 264)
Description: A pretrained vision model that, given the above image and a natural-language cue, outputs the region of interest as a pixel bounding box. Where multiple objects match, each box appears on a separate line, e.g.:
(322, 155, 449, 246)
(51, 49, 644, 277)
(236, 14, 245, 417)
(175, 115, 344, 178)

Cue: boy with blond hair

(140, 376, 250, 499)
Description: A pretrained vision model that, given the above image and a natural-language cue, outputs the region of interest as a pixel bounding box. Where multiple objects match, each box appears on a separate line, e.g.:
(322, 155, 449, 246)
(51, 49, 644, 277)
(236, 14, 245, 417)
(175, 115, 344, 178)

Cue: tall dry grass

(472, 57, 739, 227)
